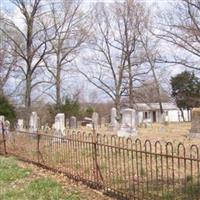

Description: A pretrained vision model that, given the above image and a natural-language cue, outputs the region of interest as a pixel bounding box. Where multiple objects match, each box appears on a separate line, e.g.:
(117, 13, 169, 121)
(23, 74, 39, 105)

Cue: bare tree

(79, 0, 150, 115)
(139, 30, 165, 114)
(1, 0, 53, 126)
(116, 0, 150, 108)
(78, 3, 127, 116)
(0, 37, 18, 96)
(43, 0, 89, 110)
(157, 0, 200, 71)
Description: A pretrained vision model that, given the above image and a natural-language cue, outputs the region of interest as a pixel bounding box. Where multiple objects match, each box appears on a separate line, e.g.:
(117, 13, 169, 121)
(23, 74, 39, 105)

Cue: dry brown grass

(73, 122, 200, 146)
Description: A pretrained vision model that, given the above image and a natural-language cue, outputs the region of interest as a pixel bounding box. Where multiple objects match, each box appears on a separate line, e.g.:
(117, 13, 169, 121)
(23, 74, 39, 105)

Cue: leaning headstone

(70, 116, 77, 129)
(55, 113, 65, 135)
(189, 108, 200, 138)
(117, 108, 137, 137)
(17, 119, 24, 131)
(29, 112, 38, 133)
(92, 112, 99, 130)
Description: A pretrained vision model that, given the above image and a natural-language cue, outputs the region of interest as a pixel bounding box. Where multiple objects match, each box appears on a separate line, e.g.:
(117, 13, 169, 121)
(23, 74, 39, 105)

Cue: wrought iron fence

(1, 130, 200, 200)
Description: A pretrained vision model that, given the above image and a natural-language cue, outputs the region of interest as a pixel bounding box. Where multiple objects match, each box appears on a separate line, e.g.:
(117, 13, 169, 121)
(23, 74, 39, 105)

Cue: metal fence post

(92, 123, 104, 188)
(37, 131, 40, 163)
(92, 123, 98, 185)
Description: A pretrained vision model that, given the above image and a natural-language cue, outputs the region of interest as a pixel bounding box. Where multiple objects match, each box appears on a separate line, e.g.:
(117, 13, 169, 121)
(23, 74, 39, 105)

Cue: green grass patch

(0, 156, 83, 200)
(0, 177, 82, 200)
(26, 178, 63, 200)
(0, 157, 31, 182)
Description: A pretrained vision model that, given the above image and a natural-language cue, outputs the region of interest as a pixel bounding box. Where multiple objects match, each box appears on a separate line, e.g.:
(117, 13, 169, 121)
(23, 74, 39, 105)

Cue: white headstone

(0, 115, 5, 133)
(0, 115, 5, 124)
(117, 108, 137, 137)
(5, 120, 10, 133)
(55, 113, 65, 135)
(29, 112, 38, 132)
(92, 112, 99, 129)
(70, 116, 77, 129)
(110, 107, 119, 130)
(17, 119, 24, 131)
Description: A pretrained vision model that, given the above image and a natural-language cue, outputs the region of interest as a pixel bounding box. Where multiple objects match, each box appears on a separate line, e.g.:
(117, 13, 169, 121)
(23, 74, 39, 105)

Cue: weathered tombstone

(29, 112, 38, 133)
(44, 123, 50, 133)
(189, 108, 200, 138)
(92, 112, 99, 130)
(5, 120, 10, 133)
(0, 115, 5, 133)
(117, 108, 137, 137)
(70, 116, 77, 129)
(143, 118, 152, 128)
(17, 119, 24, 131)
(0, 115, 5, 123)
(110, 107, 119, 131)
(55, 113, 65, 135)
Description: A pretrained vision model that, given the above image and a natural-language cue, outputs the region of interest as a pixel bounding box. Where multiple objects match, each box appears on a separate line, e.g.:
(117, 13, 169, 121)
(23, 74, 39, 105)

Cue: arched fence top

(14, 130, 200, 160)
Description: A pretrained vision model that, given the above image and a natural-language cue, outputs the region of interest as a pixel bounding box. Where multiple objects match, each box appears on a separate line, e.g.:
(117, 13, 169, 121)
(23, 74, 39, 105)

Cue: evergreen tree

(171, 71, 200, 119)
(0, 95, 16, 123)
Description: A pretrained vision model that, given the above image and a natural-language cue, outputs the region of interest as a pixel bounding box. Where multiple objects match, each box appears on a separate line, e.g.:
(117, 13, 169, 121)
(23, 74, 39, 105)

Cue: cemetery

(0, 106, 200, 199)
(1, 0, 200, 199)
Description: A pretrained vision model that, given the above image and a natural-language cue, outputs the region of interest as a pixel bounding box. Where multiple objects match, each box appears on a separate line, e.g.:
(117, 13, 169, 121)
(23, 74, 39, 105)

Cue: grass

(0, 157, 31, 182)
(0, 156, 90, 200)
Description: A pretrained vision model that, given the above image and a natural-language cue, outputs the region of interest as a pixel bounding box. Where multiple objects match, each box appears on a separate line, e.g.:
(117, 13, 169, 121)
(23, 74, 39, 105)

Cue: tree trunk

(56, 64, 61, 110)
(0, 86, 4, 97)
(180, 108, 185, 122)
(115, 95, 121, 121)
(128, 61, 134, 109)
(25, 74, 32, 128)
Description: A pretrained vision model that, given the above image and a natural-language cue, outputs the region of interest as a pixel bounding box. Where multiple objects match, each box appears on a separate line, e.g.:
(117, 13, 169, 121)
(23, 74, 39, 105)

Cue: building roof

(133, 103, 178, 111)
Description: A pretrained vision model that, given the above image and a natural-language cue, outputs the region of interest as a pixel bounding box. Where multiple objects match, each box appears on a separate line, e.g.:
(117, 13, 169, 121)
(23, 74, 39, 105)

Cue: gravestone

(189, 108, 200, 138)
(17, 119, 24, 131)
(0, 115, 5, 133)
(110, 107, 119, 131)
(5, 120, 10, 134)
(117, 108, 137, 137)
(92, 112, 99, 129)
(0, 115, 5, 124)
(143, 118, 152, 128)
(29, 112, 38, 132)
(55, 113, 65, 135)
(44, 123, 50, 133)
(70, 116, 77, 129)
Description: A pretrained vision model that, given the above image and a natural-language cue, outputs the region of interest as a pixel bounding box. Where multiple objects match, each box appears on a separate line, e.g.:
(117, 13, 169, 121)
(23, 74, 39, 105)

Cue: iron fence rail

(0, 130, 200, 200)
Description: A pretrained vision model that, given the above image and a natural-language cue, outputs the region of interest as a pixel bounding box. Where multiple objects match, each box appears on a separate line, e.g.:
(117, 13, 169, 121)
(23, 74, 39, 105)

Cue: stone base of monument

(117, 127, 137, 138)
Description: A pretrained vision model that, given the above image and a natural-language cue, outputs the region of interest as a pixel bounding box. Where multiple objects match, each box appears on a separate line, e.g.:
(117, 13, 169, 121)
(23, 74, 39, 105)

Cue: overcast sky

(0, 0, 187, 104)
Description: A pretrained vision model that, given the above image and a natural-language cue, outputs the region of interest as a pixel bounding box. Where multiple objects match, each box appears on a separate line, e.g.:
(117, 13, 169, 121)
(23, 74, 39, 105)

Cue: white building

(133, 103, 191, 123)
